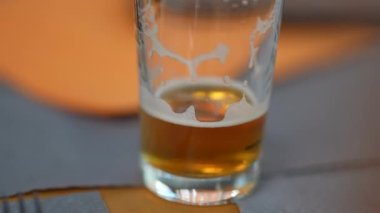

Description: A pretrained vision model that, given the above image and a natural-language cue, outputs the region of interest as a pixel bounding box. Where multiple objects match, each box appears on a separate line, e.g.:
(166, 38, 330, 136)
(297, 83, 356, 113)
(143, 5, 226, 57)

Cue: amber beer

(141, 80, 266, 178)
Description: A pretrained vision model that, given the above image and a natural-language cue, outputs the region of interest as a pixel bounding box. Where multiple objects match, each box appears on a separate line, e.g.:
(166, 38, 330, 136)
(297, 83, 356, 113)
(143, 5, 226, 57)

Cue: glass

(136, 0, 283, 205)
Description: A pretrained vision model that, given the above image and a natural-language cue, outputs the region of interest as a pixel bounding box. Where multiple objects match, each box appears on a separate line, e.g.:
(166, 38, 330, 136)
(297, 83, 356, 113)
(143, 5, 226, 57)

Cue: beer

(141, 80, 266, 178)
(137, 0, 282, 204)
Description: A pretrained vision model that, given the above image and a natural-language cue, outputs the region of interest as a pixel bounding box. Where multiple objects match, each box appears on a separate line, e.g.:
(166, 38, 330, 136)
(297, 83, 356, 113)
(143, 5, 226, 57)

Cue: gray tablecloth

(3, 192, 108, 213)
(284, 0, 380, 22)
(1, 40, 380, 212)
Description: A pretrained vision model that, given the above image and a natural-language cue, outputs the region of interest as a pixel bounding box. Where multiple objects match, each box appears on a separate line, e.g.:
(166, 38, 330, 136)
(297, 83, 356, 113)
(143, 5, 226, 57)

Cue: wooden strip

(27, 188, 240, 213)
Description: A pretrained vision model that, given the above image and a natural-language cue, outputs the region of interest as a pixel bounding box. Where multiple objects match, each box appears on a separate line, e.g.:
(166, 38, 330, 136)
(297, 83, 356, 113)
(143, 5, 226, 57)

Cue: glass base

(141, 159, 260, 206)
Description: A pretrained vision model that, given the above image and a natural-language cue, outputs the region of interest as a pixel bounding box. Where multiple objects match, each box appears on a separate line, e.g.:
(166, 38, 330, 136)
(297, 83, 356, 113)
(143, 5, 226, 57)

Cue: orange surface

(0, 0, 138, 115)
(20, 187, 239, 213)
(276, 23, 377, 82)
(101, 187, 239, 213)
(0, 2, 378, 211)
(0, 0, 377, 116)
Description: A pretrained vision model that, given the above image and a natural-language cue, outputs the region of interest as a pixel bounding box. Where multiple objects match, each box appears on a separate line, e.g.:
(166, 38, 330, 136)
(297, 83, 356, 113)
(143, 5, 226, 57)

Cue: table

(1, 36, 380, 212)
(1, 1, 380, 209)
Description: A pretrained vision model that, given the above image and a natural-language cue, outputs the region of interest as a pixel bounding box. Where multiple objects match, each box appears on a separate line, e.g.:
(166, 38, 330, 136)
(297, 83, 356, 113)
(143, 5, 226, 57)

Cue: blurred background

(0, 0, 378, 116)
(0, 0, 379, 212)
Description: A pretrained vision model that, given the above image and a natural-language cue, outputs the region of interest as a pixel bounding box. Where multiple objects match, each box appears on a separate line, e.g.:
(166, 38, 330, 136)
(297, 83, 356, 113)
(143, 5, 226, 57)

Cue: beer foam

(141, 78, 267, 128)
(139, 0, 229, 79)
(249, 0, 282, 70)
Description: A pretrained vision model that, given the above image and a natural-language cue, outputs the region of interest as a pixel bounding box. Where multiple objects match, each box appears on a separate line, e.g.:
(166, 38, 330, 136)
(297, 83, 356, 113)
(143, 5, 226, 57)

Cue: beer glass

(136, 0, 283, 205)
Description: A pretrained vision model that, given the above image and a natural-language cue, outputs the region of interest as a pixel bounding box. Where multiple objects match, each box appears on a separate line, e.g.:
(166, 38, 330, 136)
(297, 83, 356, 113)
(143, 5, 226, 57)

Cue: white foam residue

(224, 95, 257, 121)
(177, 105, 197, 121)
(141, 85, 197, 122)
(141, 78, 267, 128)
(137, 1, 280, 127)
(141, 86, 173, 114)
(223, 75, 231, 84)
(139, 0, 229, 79)
(248, 0, 282, 70)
